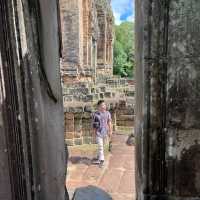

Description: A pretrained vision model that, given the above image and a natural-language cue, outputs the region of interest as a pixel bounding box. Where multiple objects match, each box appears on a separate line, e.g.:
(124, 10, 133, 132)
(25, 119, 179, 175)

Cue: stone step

(117, 115, 135, 121)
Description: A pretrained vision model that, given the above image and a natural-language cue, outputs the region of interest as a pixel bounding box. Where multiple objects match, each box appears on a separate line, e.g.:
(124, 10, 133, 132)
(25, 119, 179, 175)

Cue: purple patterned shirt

(95, 111, 111, 138)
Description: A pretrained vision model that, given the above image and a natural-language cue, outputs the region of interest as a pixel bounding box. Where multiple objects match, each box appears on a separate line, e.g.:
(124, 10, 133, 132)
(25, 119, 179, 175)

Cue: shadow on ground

(67, 134, 136, 200)
(69, 156, 103, 166)
(72, 185, 112, 200)
(69, 156, 92, 165)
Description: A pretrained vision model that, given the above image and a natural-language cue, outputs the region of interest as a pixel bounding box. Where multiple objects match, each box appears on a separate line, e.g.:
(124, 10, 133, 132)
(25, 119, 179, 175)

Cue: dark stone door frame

(0, 0, 68, 199)
(0, 1, 33, 199)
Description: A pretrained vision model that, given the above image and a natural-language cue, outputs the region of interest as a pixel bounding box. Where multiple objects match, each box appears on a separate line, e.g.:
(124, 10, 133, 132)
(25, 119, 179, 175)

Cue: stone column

(110, 40, 114, 73)
(97, 11, 107, 67)
(60, 0, 83, 80)
(88, 36, 92, 68)
(82, 0, 89, 67)
(95, 0, 114, 80)
(135, 0, 200, 199)
(105, 12, 114, 76)
(103, 15, 107, 66)
(92, 39, 97, 84)
(106, 42, 109, 64)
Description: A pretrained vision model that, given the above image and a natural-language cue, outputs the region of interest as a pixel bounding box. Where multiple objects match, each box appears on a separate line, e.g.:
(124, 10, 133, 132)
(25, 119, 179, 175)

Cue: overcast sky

(111, 0, 134, 25)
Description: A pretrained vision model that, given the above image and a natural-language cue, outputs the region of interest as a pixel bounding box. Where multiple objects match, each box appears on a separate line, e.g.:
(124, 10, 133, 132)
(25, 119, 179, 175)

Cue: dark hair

(97, 100, 105, 106)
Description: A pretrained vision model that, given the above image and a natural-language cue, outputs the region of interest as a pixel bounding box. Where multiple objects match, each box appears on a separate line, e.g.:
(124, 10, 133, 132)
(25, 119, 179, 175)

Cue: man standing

(92, 100, 112, 167)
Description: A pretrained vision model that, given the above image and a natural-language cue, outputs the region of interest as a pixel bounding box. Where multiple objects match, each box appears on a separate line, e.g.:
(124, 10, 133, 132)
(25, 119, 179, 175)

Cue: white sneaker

(99, 160, 104, 168)
(92, 159, 100, 164)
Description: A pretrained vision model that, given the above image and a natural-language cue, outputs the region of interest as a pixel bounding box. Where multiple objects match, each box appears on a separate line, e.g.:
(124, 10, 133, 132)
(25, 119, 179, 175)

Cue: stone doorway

(1, 0, 200, 199)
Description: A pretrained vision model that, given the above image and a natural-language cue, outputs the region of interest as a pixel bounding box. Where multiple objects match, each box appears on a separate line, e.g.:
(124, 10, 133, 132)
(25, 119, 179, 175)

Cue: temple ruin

(60, 0, 135, 146)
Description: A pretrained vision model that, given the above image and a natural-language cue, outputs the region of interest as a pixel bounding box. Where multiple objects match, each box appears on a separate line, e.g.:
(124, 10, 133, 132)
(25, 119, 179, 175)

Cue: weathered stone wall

(60, 0, 83, 82)
(60, 0, 114, 83)
(60, 0, 98, 83)
(135, 0, 200, 199)
(0, 1, 67, 199)
(0, 54, 12, 199)
(63, 78, 135, 146)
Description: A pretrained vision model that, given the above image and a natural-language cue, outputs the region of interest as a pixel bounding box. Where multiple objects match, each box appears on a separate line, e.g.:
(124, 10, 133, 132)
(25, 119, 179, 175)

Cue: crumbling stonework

(60, 0, 135, 146)
(95, 0, 114, 79)
(135, 0, 200, 199)
(63, 78, 135, 146)
(60, 0, 113, 83)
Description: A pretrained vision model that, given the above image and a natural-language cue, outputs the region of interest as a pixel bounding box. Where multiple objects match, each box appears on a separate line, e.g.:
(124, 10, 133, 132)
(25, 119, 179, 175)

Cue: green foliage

(113, 22, 135, 78)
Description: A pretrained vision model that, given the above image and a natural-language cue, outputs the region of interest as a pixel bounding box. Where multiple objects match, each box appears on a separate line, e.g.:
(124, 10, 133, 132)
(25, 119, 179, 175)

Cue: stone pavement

(66, 134, 136, 200)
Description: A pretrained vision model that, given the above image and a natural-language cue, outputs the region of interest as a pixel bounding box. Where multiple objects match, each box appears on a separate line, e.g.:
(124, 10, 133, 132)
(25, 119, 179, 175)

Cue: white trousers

(96, 136, 105, 161)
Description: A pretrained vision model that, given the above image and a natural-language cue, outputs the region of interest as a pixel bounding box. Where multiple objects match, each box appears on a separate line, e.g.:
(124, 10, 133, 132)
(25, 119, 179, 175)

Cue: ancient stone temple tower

(60, 0, 135, 146)
(60, 0, 114, 83)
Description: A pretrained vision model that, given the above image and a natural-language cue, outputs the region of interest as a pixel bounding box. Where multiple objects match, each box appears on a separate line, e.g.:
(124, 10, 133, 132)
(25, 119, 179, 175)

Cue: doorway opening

(59, 0, 136, 199)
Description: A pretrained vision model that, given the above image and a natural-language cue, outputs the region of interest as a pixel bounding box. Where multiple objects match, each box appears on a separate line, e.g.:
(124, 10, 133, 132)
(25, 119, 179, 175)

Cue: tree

(113, 22, 135, 78)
